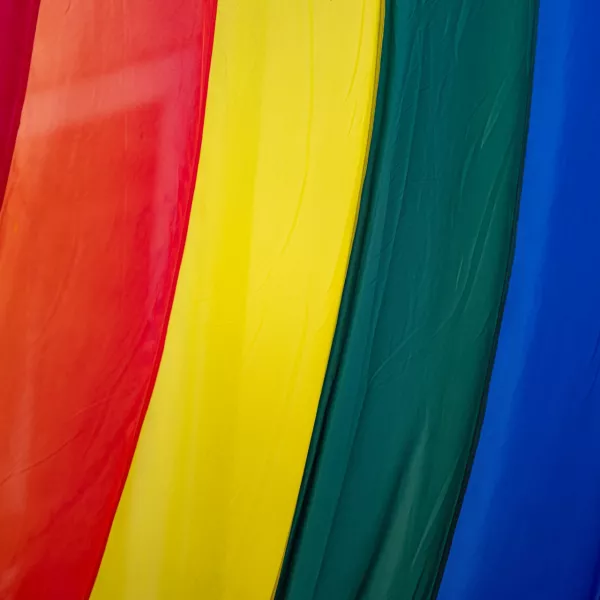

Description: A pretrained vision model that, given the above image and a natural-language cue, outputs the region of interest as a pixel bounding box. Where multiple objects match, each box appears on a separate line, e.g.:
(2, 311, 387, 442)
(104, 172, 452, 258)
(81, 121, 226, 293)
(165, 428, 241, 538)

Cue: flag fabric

(3, 2, 599, 600)
(0, 0, 216, 596)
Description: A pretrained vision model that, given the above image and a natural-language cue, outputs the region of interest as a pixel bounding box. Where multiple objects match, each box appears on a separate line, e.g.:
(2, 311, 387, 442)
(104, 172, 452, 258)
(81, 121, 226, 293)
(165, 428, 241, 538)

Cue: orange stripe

(0, 1, 216, 597)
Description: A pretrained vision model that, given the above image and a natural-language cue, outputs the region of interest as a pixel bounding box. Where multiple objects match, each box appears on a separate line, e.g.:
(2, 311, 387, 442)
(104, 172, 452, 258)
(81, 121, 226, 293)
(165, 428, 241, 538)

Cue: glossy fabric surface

(0, 1, 216, 597)
(438, 1, 600, 598)
(276, 1, 537, 598)
(92, 1, 382, 598)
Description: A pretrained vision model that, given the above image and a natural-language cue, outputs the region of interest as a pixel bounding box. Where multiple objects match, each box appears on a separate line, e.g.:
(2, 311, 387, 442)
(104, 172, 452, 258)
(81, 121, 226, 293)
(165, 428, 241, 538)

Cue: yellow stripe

(92, 1, 382, 598)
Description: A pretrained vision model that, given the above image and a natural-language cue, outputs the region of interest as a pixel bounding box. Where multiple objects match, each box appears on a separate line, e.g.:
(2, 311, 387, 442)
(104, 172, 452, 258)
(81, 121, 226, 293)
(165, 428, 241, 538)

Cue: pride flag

(1, 1, 598, 599)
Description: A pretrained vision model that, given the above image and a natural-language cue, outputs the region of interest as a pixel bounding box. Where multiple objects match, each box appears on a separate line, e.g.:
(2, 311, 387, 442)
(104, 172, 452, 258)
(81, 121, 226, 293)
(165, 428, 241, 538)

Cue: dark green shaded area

(275, 1, 538, 599)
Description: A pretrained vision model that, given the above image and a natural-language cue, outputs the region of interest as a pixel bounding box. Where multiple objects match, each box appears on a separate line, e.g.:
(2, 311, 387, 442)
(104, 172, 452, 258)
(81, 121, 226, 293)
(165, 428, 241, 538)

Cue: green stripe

(275, 1, 537, 598)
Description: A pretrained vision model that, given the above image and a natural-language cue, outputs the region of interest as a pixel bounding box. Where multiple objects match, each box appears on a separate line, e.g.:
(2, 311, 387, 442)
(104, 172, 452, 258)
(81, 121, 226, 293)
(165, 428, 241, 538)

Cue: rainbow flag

(1, 1, 598, 599)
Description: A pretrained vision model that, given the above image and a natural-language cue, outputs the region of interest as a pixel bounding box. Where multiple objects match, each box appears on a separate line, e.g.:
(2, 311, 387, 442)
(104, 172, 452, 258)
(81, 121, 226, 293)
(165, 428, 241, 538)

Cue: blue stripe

(438, 1, 600, 598)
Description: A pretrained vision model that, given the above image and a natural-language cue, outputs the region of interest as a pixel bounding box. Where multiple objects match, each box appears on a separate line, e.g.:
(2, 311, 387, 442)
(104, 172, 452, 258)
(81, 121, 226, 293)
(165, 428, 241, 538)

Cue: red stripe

(0, 1, 217, 598)
(0, 0, 41, 209)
